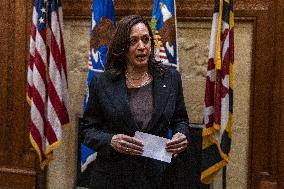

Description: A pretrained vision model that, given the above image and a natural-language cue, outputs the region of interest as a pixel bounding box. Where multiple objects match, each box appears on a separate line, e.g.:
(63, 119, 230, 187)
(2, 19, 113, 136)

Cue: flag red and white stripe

(27, 0, 69, 169)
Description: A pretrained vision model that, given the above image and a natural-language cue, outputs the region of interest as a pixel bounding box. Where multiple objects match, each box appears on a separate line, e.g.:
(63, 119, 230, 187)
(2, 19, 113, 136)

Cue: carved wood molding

(62, 0, 270, 19)
(0, 167, 36, 176)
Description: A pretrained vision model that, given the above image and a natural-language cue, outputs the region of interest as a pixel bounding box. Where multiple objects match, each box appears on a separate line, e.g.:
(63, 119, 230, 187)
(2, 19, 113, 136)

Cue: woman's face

(126, 22, 151, 68)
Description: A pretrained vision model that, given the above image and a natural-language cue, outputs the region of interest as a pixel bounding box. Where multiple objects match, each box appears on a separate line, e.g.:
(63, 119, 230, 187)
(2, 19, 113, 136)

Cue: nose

(137, 39, 146, 49)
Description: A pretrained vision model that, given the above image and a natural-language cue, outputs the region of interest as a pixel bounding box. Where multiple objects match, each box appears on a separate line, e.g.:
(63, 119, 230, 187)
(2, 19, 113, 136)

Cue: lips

(136, 54, 147, 57)
(136, 54, 147, 61)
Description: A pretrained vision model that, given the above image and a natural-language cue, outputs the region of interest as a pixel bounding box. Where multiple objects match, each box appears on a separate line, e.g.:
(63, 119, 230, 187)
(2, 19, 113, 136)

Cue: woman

(83, 15, 189, 189)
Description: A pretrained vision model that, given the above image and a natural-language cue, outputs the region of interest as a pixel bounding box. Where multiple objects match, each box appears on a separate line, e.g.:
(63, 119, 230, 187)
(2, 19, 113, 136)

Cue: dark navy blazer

(82, 67, 190, 188)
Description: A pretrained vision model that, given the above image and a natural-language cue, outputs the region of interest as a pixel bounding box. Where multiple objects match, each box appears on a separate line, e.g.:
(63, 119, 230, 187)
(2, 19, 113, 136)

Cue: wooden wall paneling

(0, 0, 45, 188)
(10, 0, 29, 168)
(273, 0, 284, 188)
(245, 2, 276, 189)
(0, 0, 12, 166)
(261, 0, 280, 188)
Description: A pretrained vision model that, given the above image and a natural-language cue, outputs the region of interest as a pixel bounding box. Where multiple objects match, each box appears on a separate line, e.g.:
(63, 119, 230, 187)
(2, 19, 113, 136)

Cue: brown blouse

(127, 82, 153, 131)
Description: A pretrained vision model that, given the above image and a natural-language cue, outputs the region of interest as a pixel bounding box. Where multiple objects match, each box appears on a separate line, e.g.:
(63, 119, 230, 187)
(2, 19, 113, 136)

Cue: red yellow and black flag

(201, 0, 234, 184)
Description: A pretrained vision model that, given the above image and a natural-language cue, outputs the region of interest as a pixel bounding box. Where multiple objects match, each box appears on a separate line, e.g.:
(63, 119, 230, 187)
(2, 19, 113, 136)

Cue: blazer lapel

(104, 76, 139, 134)
(145, 73, 171, 132)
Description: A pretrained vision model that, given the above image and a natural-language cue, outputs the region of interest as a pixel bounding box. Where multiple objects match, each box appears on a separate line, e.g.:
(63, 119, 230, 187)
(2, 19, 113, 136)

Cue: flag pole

(222, 166, 227, 189)
(173, 0, 179, 71)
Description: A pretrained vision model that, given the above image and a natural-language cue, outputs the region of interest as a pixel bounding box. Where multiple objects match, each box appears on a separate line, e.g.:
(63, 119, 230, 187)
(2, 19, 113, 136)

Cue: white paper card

(134, 131, 172, 163)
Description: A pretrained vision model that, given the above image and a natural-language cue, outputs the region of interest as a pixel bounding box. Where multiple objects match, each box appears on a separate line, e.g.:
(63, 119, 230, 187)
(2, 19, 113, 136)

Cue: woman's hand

(166, 132, 188, 157)
(111, 134, 144, 155)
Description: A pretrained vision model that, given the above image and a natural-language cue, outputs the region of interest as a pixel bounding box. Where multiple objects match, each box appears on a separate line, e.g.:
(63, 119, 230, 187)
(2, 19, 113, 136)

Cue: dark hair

(105, 15, 166, 79)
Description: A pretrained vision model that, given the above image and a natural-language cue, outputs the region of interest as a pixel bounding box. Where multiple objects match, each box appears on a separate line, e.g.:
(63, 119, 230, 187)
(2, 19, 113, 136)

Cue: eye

(129, 35, 151, 46)
(129, 37, 139, 46)
(141, 35, 151, 44)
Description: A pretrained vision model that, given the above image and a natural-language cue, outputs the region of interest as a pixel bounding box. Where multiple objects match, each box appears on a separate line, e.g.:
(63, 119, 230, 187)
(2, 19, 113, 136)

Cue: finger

(111, 134, 144, 155)
(121, 142, 144, 153)
(114, 144, 131, 155)
(120, 145, 143, 155)
(116, 143, 125, 152)
(128, 148, 143, 155)
(168, 132, 185, 140)
(167, 137, 187, 147)
(172, 132, 184, 138)
(124, 136, 144, 146)
(117, 134, 143, 147)
(113, 143, 125, 154)
(167, 138, 186, 146)
(167, 145, 186, 152)
(128, 142, 144, 152)
(166, 141, 188, 150)
(111, 135, 128, 152)
(116, 140, 143, 155)
(119, 139, 144, 151)
(167, 146, 186, 154)
(167, 133, 187, 146)
(173, 153, 179, 158)
(166, 137, 188, 154)
(122, 137, 144, 151)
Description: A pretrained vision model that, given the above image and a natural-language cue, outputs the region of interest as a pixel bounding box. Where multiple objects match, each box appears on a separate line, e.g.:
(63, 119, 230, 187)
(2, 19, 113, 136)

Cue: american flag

(201, 0, 234, 184)
(27, 0, 69, 169)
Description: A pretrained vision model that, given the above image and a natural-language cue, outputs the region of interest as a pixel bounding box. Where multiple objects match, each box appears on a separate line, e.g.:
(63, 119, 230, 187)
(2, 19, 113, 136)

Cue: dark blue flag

(151, 0, 178, 68)
(78, 0, 115, 187)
